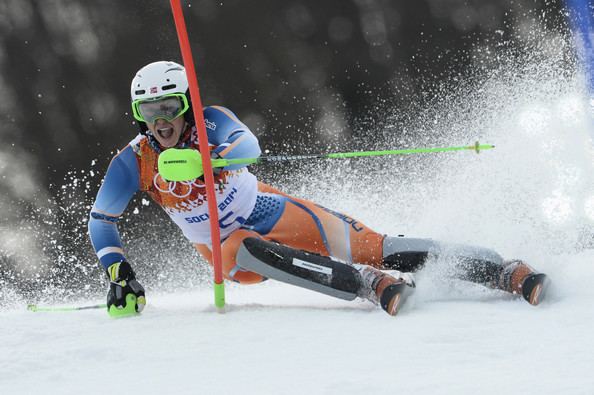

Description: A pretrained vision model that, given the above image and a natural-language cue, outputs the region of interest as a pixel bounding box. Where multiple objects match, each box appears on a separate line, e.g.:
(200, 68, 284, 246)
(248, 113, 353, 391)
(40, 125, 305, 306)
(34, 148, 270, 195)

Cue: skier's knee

(226, 266, 266, 284)
(382, 236, 437, 271)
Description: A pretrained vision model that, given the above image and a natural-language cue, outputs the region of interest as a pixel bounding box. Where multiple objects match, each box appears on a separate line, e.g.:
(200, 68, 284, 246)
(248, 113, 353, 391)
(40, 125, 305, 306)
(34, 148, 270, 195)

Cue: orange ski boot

(356, 265, 415, 316)
(500, 260, 549, 305)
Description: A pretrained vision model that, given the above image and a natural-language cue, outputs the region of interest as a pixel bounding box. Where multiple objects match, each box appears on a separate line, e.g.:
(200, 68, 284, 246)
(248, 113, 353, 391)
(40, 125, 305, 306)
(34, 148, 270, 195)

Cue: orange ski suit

(194, 182, 385, 284)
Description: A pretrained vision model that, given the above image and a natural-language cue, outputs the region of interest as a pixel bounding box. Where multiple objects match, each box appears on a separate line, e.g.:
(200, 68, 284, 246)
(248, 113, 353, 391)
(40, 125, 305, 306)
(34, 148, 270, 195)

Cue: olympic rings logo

(153, 173, 205, 198)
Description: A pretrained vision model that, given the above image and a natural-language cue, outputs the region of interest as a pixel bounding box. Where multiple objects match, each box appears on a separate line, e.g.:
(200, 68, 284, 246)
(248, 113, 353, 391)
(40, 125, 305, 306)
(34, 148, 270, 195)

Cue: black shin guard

(381, 237, 435, 272)
(454, 257, 505, 287)
(237, 238, 362, 300)
(381, 236, 506, 287)
(383, 251, 428, 272)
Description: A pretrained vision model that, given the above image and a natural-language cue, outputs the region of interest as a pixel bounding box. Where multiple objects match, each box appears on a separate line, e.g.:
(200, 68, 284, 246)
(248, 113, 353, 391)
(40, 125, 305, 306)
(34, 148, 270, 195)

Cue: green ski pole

(158, 141, 495, 182)
(27, 303, 107, 312)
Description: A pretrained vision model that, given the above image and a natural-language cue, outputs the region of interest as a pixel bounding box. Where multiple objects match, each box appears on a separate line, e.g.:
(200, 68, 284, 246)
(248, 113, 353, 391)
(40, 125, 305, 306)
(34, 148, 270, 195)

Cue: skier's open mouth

(157, 127, 174, 139)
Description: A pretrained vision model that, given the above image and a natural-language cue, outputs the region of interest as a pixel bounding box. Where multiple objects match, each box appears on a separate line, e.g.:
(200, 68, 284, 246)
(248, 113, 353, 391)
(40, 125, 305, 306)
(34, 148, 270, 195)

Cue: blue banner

(565, 0, 594, 100)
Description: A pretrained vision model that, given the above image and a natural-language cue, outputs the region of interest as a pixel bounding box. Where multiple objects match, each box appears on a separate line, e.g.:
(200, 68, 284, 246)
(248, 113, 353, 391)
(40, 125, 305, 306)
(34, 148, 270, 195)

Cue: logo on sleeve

(205, 119, 217, 131)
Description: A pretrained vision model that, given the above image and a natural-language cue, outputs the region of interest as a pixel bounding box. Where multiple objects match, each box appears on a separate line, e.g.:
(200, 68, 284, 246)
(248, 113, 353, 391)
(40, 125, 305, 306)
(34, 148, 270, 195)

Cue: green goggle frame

(131, 93, 190, 124)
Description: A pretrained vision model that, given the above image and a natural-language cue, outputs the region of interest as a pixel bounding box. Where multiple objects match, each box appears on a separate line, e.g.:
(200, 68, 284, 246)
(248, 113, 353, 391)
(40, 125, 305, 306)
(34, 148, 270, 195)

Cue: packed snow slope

(1, 269, 593, 395)
(2, 38, 594, 395)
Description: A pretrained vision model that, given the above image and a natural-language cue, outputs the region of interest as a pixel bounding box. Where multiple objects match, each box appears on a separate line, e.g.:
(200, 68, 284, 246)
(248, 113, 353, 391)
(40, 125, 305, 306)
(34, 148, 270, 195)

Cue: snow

(1, 256, 593, 394)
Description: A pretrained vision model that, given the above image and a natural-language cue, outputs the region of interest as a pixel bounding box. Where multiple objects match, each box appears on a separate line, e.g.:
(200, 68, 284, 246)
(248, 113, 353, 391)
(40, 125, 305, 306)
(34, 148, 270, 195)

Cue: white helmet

(130, 61, 188, 101)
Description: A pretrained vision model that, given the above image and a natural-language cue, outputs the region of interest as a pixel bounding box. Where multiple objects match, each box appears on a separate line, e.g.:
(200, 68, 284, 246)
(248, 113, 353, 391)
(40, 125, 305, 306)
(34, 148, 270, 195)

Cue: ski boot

(355, 265, 415, 316)
(499, 260, 549, 305)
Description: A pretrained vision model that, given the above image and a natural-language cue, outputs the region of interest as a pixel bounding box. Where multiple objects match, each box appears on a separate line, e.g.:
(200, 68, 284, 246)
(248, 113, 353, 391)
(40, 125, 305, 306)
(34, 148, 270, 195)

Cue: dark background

(0, 0, 569, 302)
(0, 0, 567, 184)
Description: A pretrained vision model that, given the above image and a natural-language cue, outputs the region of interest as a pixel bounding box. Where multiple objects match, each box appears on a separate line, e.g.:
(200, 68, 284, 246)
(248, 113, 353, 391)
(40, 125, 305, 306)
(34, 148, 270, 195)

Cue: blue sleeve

(88, 146, 140, 270)
(203, 106, 261, 171)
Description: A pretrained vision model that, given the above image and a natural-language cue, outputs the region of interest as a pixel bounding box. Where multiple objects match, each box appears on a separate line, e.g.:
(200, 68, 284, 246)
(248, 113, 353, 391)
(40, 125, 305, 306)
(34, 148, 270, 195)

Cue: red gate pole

(170, 0, 225, 312)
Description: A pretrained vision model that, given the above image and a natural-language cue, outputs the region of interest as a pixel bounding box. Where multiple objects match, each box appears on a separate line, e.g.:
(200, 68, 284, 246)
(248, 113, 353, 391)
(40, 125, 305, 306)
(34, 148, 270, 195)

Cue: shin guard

(237, 238, 361, 300)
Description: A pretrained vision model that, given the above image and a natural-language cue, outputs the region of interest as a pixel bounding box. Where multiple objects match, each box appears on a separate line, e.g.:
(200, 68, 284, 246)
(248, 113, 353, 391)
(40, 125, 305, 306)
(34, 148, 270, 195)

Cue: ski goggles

(131, 93, 190, 124)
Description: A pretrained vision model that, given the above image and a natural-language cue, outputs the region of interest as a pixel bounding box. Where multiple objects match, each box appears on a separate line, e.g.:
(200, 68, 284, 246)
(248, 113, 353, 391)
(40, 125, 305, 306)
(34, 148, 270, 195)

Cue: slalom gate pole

(170, 0, 225, 313)
(158, 142, 495, 182)
(27, 303, 107, 312)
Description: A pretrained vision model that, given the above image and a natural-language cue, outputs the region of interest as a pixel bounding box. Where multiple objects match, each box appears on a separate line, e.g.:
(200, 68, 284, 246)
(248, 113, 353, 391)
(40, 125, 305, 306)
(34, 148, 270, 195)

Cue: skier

(89, 61, 549, 317)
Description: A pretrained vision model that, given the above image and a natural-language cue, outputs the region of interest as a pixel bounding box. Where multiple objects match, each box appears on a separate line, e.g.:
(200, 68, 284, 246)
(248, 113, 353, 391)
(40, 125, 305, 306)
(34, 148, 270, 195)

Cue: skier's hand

(198, 152, 223, 181)
(211, 151, 223, 176)
(106, 261, 146, 317)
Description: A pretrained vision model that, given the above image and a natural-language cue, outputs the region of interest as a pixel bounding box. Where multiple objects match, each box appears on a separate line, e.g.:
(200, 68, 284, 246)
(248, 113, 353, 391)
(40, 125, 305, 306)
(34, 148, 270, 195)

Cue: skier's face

(146, 116, 186, 148)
